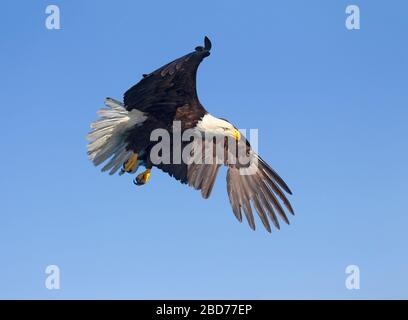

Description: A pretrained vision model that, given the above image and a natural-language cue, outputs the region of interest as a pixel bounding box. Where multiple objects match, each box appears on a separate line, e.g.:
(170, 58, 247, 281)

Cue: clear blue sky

(1, 0, 407, 299)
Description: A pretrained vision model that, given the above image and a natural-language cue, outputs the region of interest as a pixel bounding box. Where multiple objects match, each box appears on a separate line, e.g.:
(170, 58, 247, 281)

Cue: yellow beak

(233, 129, 241, 141)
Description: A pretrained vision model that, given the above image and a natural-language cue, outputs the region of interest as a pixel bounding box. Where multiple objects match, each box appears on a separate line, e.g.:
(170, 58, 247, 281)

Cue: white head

(196, 113, 241, 141)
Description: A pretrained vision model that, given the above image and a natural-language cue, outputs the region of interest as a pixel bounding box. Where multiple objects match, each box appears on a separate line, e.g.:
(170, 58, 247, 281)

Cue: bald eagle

(87, 37, 294, 233)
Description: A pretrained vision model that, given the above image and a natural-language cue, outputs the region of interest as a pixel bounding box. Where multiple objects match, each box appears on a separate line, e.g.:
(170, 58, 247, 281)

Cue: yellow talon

(124, 153, 138, 172)
(135, 169, 151, 185)
(144, 169, 151, 182)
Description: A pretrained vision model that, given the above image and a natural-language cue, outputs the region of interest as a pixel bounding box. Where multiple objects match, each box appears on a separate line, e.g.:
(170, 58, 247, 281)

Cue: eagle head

(196, 114, 241, 141)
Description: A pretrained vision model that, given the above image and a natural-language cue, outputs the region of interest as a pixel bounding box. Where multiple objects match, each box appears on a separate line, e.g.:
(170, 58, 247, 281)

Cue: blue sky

(1, 0, 407, 299)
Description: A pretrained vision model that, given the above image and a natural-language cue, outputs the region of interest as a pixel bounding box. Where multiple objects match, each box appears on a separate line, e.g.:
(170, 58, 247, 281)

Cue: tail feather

(87, 98, 146, 174)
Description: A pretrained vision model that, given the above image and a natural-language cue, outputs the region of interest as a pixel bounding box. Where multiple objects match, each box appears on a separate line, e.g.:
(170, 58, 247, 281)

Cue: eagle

(87, 37, 294, 233)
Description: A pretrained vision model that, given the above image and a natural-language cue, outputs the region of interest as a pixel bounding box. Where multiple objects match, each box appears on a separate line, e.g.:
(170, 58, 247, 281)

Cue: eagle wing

(123, 37, 212, 122)
(186, 138, 294, 233)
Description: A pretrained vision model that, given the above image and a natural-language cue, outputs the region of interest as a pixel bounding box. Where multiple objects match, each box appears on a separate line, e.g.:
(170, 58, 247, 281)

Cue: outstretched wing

(225, 154, 294, 233)
(185, 138, 294, 233)
(123, 37, 212, 122)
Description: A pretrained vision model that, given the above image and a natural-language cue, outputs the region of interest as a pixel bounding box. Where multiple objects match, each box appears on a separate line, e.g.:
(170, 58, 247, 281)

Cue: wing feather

(252, 194, 272, 232)
(224, 149, 294, 232)
(226, 170, 243, 222)
(200, 164, 221, 199)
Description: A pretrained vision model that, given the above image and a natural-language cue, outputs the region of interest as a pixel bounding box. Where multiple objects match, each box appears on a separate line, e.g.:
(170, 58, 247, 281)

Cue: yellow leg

(124, 153, 138, 173)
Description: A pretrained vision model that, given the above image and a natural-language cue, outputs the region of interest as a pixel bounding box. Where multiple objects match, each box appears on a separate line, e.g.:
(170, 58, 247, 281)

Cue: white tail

(87, 98, 146, 175)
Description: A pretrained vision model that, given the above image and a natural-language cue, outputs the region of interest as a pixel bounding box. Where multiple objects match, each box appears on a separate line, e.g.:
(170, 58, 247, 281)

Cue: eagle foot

(123, 153, 138, 173)
(134, 169, 151, 186)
